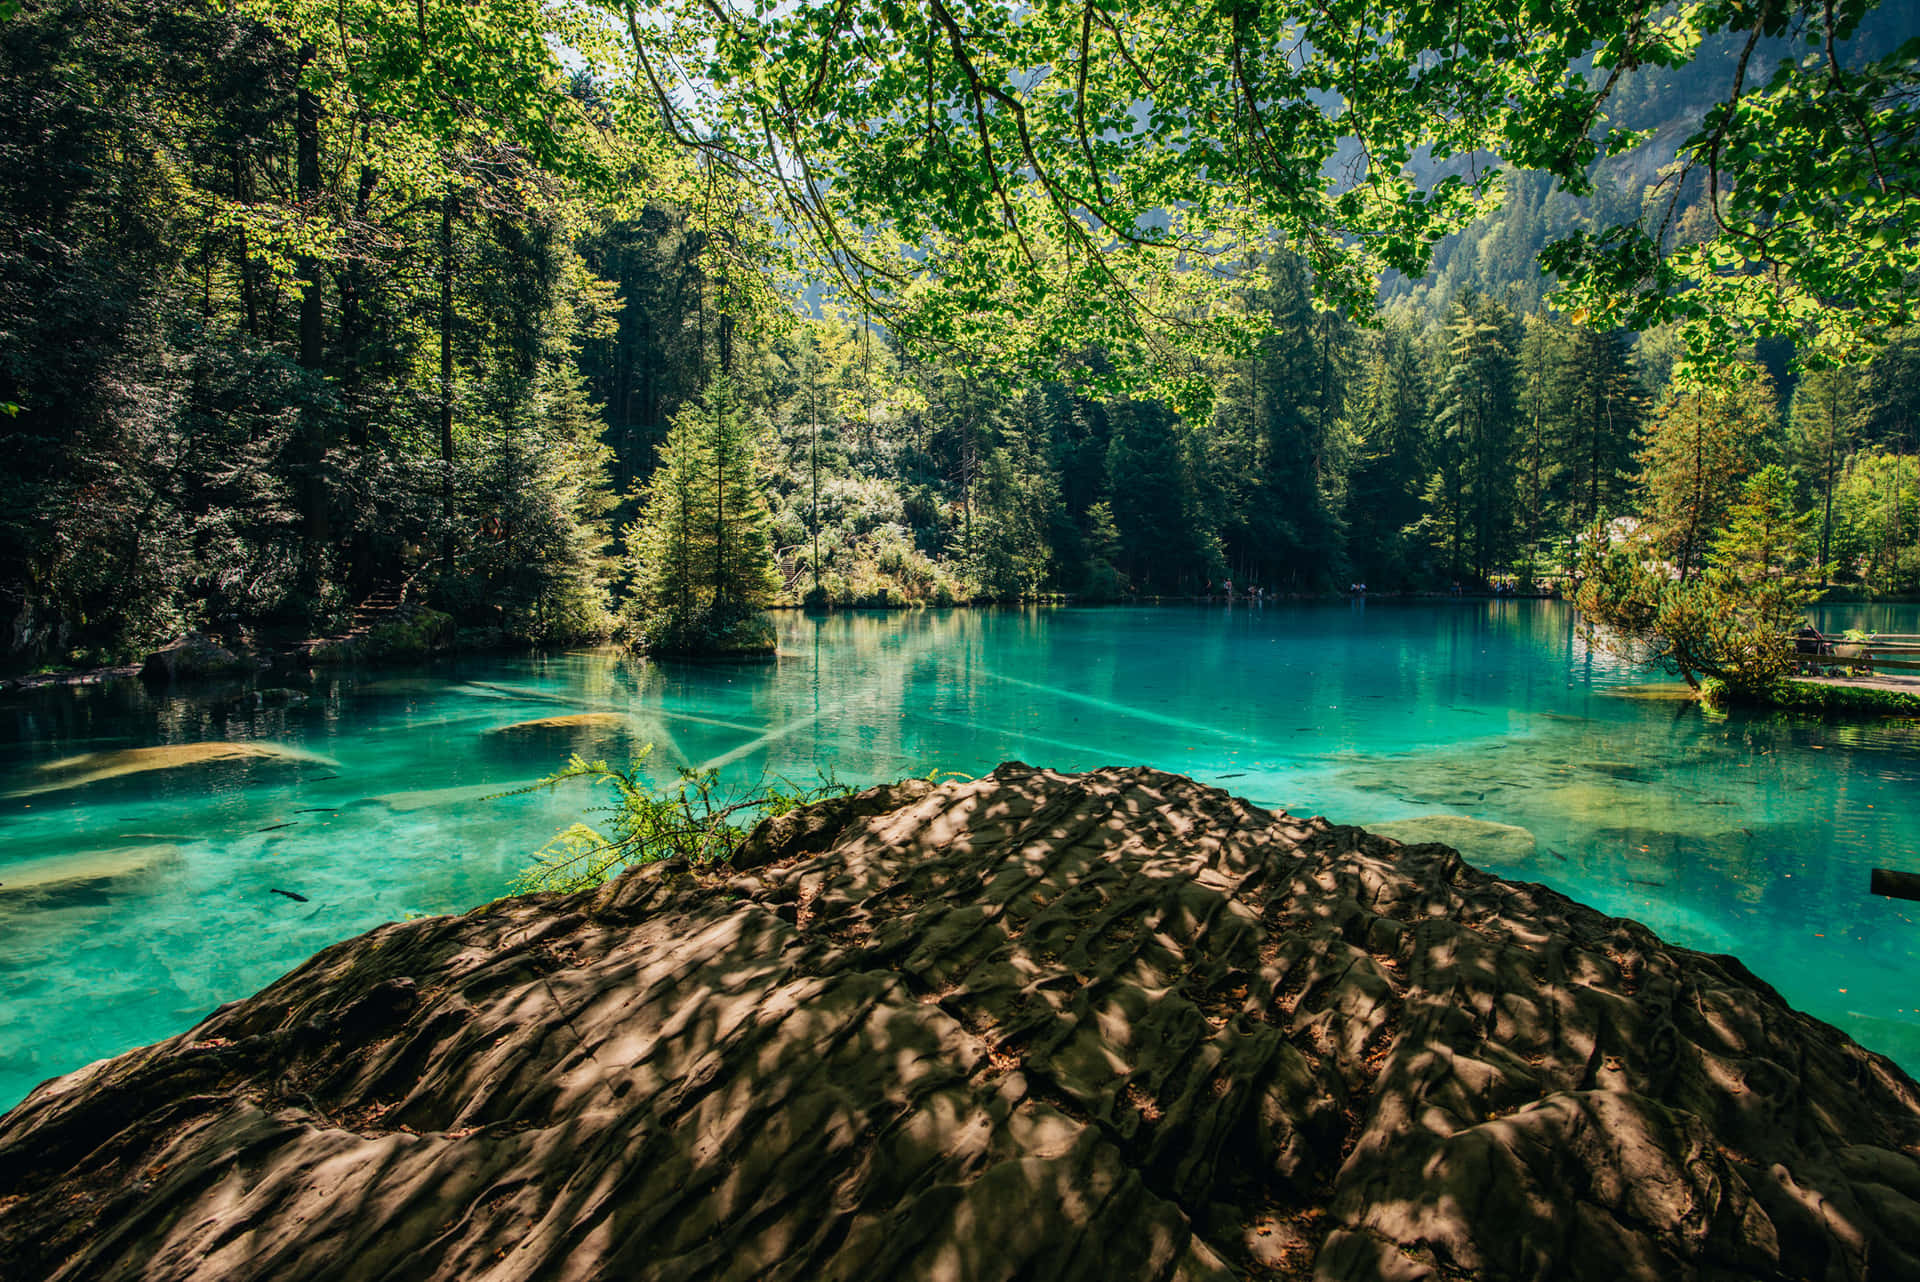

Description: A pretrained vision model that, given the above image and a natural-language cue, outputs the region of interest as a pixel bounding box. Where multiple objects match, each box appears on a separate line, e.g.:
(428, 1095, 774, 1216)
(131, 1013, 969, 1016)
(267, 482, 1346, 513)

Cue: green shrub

(365, 608, 455, 658)
(309, 606, 456, 665)
(631, 601, 776, 658)
(1702, 675, 1920, 717)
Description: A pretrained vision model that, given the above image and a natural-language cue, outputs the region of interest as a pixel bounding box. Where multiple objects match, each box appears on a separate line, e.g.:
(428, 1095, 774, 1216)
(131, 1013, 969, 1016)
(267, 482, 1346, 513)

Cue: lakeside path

(1792, 671, 1920, 695)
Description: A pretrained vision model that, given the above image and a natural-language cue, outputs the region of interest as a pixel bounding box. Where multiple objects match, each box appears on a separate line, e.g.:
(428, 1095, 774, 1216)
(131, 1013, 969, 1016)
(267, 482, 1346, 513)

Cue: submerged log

(0, 844, 179, 895)
(6, 742, 337, 798)
(1870, 867, 1920, 902)
(2, 763, 1918, 1281)
(482, 712, 631, 735)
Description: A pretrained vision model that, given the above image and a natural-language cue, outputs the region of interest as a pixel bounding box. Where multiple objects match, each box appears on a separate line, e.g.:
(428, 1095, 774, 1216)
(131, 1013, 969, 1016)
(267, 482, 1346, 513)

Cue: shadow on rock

(2, 763, 1917, 1281)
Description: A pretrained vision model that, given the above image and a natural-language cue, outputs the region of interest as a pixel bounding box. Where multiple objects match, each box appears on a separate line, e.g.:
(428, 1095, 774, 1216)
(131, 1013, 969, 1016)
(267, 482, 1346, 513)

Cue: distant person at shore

(1794, 624, 1827, 675)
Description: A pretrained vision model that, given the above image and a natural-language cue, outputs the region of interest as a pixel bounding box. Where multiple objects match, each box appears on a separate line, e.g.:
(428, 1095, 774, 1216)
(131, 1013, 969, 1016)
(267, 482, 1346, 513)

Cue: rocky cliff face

(3, 764, 1918, 1281)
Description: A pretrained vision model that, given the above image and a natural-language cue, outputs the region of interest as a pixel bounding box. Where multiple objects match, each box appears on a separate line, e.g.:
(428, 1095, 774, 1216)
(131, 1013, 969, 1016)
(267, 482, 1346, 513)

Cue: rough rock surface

(3, 764, 1918, 1282)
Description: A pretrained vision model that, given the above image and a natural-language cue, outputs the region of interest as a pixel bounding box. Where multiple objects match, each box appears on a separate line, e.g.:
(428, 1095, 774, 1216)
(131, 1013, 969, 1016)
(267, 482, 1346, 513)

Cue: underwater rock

(1339, 748, 1767, 844)
(1363, 813, 1538, 863)
(354, 677, 452, 698)
(1579, 759, 1654, 781)
(1597, 682, 1702, 703)
(2, 764, 1917, 1282)
(1532, 780, 1747, 841)
(6, 743, 338, 798)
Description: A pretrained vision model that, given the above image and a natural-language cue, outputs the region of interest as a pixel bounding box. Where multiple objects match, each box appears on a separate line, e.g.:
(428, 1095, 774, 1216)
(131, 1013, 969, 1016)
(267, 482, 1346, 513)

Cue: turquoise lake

(3, 601, 1918, 1110)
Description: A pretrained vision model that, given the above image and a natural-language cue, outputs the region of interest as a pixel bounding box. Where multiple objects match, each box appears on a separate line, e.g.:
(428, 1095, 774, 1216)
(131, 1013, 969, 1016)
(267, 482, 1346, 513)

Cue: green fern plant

(499, 748, 853, 894)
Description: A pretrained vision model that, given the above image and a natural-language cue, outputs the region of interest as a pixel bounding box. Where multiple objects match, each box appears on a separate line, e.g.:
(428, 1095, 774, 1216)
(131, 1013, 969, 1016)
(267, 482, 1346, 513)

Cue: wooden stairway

(350, 583, 407, 631)
(292, 581, 412, 662)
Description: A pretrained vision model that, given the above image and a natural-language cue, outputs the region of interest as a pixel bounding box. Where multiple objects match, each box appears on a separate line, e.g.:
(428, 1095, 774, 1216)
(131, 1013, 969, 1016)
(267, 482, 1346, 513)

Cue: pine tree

(1250, 252, 1348, 589)
(1556, 325, 1645, 534)
(1710, 464, 1814, 633)
(968, 390, 1060, 599)
(1344, 315, 1430, 586)
(1787, 367, 1862, 584)
(1636, 374, 1776, 582)
(1082, 500, 1126, 599)
(1832, 451, 1920, 595)
(501, 364, 618, 643)
(1514, 315, 1567, 584)
(625, 374, 780, 655)
(1424, 295, 1518, 582)
(1105, 399, 1209, 593)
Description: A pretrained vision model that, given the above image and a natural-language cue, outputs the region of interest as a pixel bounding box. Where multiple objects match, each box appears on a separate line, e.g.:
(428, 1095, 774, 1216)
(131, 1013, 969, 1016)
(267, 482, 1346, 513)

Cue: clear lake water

(2, 600, 1917, 1110)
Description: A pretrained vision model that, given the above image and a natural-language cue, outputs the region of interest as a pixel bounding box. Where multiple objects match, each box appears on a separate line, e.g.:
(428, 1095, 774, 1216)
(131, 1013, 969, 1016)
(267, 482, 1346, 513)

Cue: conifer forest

(2, 0, 1917, 664)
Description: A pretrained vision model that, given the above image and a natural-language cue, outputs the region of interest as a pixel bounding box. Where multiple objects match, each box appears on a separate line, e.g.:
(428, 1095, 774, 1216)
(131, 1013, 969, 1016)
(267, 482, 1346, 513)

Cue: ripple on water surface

(2, 600, 1917, 1109)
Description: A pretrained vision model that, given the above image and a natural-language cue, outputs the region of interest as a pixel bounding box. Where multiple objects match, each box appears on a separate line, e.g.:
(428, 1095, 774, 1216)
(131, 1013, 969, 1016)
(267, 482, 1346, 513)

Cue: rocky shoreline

(2, 764, 1917, 1280)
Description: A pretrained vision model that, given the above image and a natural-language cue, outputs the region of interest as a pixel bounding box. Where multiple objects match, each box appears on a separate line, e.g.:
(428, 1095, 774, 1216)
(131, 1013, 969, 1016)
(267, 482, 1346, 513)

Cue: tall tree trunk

(810, 355, 821, 599)
(439, 187, 457, 573)
(1817, 401, 1841, 585)
(234, 153, 258, 339)
(296, 77, 322, 373)
(1525, 402, 1544, 578)
(1588, 381, 1602, 530)
(1679, 423, 1705, 585)
(680, 476, 693, 618)
(295, 46, 329, 578)
(713, 403, 728, 612)
(340, 158, 380, 593)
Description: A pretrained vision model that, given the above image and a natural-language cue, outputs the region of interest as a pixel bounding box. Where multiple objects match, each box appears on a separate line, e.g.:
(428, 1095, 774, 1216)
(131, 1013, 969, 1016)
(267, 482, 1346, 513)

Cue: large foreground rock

(3, 764, 1918, 1281)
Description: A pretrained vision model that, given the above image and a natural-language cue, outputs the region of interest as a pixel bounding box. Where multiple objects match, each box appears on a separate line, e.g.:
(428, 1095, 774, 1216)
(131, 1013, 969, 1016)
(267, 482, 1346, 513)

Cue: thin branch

(1091, 6, 1157, 93)
(1075, 1, 1108, 204)
(804, 0, 854, 109)
(1703, 21, 1771, 257)
(1824, 0, 1888, 194)
(927, 0, 1039, 266)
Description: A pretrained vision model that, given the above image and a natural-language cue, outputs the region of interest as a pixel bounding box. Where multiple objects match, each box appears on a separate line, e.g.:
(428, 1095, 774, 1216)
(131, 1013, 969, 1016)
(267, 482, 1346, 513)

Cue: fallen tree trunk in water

(3, 763, 1918, 1281)
(1871, 866, 1920, 903)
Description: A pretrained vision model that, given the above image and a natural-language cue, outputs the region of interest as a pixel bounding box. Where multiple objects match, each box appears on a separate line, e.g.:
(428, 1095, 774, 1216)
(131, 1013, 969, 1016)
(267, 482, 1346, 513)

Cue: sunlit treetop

(576, 0, 1916, 396)
(243, 0, 1919, 404)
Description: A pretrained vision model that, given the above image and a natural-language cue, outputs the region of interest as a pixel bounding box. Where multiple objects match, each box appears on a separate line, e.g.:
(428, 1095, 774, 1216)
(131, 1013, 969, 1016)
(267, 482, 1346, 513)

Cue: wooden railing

(1794, 632, 1920, 675)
